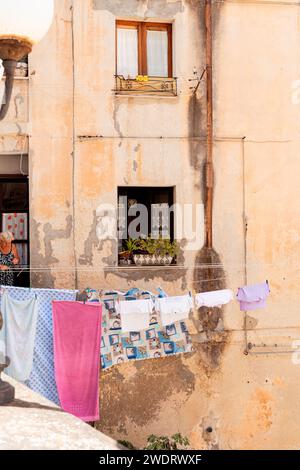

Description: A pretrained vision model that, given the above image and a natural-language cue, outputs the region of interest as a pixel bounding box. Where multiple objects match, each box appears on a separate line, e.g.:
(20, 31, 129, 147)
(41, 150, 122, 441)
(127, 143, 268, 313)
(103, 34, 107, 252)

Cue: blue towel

(0, 286, 77, 405)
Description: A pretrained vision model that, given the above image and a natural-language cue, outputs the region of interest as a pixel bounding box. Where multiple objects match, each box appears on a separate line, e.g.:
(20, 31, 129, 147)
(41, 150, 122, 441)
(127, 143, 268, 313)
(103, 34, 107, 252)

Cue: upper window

(116, 21, 173, 79)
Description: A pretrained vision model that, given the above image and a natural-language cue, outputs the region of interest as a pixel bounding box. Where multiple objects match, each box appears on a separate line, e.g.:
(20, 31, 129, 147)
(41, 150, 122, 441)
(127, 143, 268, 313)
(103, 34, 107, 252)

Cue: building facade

(1, 0, 300, 450)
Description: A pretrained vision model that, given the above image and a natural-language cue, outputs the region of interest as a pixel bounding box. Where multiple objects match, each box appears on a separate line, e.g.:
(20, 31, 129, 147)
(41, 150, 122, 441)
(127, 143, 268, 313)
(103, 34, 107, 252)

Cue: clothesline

(0, 280, 270, 423)
(9, 261, 296, 269)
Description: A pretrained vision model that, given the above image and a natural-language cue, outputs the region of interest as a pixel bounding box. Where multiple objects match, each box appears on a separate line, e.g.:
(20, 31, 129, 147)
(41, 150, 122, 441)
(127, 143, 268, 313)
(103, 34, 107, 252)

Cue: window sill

(2, 76, 29, 80)
(116, 264, 180, 269)
(114, 92, 179, 99)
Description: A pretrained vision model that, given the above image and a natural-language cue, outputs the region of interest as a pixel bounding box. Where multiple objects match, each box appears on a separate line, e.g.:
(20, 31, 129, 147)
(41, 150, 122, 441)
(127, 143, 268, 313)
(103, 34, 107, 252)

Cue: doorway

(0, 176, 30, 287)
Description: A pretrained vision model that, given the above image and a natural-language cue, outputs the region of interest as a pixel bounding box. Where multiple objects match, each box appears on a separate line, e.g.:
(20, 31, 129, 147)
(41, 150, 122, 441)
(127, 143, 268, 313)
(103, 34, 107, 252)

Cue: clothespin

(157, 287, 168, 298)
(125, 288, 139, 297)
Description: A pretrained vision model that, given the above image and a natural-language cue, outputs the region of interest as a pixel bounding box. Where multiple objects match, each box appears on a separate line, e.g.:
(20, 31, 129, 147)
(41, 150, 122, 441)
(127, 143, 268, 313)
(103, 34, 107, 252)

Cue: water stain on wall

(99, 355, 195, 435)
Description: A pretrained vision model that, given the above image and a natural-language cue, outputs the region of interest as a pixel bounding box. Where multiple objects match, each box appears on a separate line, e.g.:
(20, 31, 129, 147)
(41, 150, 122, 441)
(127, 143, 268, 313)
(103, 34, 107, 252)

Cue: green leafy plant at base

(144, 433, 190, 450)
(118, 433, 189, 451)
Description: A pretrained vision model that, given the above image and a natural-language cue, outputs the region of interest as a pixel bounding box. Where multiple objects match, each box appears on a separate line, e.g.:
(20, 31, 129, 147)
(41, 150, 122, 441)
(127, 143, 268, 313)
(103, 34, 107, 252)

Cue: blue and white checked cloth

(0, 286, 77, 405)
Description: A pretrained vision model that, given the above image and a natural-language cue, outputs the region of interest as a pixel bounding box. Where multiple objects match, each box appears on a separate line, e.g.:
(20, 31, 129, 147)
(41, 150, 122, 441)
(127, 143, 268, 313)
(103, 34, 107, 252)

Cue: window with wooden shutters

(116, 21, 172, 78)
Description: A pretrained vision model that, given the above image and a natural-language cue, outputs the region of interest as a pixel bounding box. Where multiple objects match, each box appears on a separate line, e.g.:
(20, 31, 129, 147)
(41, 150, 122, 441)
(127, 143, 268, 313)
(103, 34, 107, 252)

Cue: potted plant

(133, 237, 179, 266)
(118, 238, 139, 265)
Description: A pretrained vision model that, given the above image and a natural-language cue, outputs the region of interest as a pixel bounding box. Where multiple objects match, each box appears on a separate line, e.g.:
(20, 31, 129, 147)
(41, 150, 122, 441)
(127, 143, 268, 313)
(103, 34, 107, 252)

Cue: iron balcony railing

(114, 75, 178, 96)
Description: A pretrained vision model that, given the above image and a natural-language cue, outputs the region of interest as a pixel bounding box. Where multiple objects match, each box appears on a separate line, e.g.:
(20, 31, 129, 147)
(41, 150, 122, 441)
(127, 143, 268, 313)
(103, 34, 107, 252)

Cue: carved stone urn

(0, 311, 15, 405)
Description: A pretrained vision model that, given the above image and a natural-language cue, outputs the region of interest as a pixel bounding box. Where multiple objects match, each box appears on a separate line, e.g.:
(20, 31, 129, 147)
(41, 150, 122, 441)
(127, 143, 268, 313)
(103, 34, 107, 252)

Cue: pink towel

(52, 301, 102, 422)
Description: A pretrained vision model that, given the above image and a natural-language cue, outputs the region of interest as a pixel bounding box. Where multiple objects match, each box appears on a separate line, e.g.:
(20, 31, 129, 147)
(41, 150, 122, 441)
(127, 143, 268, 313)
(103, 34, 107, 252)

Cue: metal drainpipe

(205, 0, 213, 249)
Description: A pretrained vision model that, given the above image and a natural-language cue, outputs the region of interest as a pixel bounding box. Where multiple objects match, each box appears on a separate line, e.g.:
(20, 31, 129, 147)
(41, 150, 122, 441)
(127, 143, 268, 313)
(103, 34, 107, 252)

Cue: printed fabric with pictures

(101, 298, 192, 370)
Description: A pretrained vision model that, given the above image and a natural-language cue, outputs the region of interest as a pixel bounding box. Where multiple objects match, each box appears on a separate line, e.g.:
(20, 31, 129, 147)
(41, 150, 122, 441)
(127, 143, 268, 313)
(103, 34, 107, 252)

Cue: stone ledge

(0, 374, 124, 451)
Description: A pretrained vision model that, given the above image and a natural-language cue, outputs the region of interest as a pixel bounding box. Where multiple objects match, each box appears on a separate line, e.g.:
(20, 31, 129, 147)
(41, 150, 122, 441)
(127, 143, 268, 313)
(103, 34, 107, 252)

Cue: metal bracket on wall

(189, 67, 207, 94)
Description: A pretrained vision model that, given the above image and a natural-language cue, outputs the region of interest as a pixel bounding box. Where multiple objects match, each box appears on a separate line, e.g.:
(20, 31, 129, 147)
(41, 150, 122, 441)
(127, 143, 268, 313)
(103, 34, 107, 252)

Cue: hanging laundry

(52, 301, 102, 422)
(236, 281, 270, 311)
(116, 298, 154, 333)
(0, 291, 38, 382)
(0, 286, 77, 405)
(195, 289, 234, 308)
(156, 295, 194, 327)
(101, 298, 192, 370)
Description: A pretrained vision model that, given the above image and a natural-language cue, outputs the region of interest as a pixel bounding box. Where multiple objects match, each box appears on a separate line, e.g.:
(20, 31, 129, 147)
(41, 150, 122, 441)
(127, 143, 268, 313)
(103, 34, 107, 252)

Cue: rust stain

(242, 388, 275, 439)
(254, 389, 274, 431)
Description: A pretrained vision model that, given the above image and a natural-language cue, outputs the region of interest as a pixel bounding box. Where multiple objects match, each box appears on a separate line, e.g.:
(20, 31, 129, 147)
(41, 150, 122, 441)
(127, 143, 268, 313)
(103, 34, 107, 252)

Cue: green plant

(135, 237, 179, 257)
(144, 433, 190, 450)
(157, 238, 179, 257)
(124, 238, 140, 254)
(138, 237, 157, 255)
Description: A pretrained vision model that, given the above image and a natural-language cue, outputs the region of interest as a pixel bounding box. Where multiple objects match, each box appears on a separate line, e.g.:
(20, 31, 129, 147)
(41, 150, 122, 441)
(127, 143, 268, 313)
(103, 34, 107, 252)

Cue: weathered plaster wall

(29, 0, 76, 289)
(2, 0, 300, 450)
(71, 0, 206, 292)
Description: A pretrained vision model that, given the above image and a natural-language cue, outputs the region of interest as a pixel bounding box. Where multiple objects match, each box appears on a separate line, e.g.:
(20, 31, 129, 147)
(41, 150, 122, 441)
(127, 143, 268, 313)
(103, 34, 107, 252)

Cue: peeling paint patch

(201, 413, 219, 450)
(245, 314, 258, 330)
(93, 0, 146, 16)
(14, 93, 24, 120)
(145, 0, 184, 18)
(78, 211, 99, 266)
(98, 355, 195, 435)
(93, 0, 184, 18)
(43, 216, 73, 261)
(31, 216, 73, 288)
(113, 100, 123, 141)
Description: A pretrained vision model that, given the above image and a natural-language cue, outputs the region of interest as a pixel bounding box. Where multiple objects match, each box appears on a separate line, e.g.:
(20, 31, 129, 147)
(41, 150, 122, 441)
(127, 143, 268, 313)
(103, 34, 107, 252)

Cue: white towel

(0, 291, 39, 382)
(195, 289, 233, 308)
(117, 299, 154, 333)
(156, 295, 194, 327)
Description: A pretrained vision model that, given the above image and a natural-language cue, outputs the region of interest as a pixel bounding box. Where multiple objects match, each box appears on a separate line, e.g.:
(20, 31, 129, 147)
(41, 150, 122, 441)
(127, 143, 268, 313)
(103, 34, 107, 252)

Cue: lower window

(118, 186, 178, 267)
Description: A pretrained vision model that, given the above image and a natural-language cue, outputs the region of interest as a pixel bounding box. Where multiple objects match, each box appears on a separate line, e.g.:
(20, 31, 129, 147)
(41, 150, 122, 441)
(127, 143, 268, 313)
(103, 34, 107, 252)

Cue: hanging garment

(236, 281, 270, 311)
(27, 289, 78, 405)
(116, 298, 154, 333)
(195, 289, 234, 308)
(156, 295, 194, 327)
(52, 301, 102, 422)
(0, 286, 77, 405)
(0, 291, 38, 382)
(101, 298, 192, 370)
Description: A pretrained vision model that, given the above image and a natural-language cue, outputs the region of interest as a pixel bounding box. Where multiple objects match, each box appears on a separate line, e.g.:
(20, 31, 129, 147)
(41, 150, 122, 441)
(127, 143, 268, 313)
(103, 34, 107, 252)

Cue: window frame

(116, 20, 173, 78)
(118, 186, 175, 243)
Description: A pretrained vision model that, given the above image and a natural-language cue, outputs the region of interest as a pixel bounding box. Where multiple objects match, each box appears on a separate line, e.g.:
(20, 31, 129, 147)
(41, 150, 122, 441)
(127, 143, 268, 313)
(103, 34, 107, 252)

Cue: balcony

(114, 75, 178, 97)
